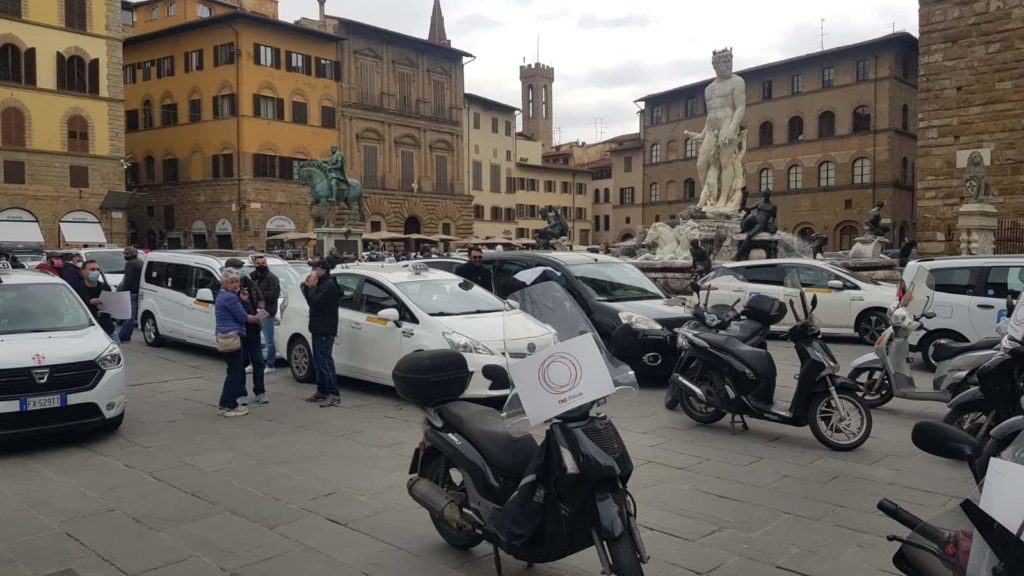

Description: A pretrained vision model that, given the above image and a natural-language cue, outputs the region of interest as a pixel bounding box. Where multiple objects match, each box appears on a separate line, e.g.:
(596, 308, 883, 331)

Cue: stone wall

(916, 0, 1024, 254)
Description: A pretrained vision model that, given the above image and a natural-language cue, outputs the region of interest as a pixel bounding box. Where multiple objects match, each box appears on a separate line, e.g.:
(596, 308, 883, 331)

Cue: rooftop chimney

(317, 0, 326, 21)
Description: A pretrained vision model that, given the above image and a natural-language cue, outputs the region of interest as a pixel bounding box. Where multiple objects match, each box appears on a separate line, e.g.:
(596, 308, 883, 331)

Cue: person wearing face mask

(117, 247, 144, 343)
(224, 258, 266, 405)
(250, 255, 281, 374)
(36, 251, 64, 277)
(301, 259, 340, 407)
(76, 260, 113, 320)
(61, 253, 86, 293)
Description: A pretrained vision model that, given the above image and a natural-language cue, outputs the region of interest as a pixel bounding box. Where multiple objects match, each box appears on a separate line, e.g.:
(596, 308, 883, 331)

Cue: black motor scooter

(671, 280, 872, 451)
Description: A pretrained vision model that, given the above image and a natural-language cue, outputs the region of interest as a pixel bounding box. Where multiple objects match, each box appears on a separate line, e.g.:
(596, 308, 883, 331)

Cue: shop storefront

(214, 218, 233, 249)
(0, 208, 45, 255)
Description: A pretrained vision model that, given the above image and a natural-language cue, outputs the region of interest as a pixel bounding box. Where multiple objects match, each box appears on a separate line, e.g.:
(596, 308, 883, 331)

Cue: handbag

(216, 332, 241, 353)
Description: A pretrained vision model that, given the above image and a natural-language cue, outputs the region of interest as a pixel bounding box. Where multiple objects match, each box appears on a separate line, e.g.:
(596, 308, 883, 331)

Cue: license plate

(19, 395, 67, 412)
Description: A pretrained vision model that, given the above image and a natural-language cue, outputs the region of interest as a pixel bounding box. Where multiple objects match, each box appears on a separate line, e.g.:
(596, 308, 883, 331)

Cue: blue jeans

(242, 327, 265, 395)
(312, 334, 338, 396)
(118, 293, 139, 341)
(262, 315, 277, 365)
(219, 345, 246, 409)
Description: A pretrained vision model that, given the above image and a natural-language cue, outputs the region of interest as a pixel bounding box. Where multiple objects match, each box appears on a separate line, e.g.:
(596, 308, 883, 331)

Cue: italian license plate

(19, 395, 67, 412)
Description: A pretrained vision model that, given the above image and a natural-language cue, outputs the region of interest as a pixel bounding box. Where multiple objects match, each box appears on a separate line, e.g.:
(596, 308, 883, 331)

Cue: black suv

(482, 252, 692, 381)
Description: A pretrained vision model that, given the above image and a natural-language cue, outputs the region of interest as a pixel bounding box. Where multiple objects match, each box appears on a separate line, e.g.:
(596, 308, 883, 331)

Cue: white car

(701, 258, 897, 344)
(0, 269, 126, 436)
(277, 265, 557, 398)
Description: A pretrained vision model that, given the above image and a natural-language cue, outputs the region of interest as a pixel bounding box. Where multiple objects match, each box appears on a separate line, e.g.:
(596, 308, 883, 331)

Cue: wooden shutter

(197, 49, 203, 71)
(284, 51, 293, 72)
(212, 155, 221, 178)
(184, 52, 191, 73)
(56, 52, 66, 90)
(253, 43, 260, 66)
(228, 94, 236, 117)
(276, 98, 284, 120)
(272, 48, 281, 70)
(278, 157, 293, 180)
(23, 48, 35, 86)
(332, 60, 341, 81)
(214, 46, 221, 67)
(252, 94, 261, 118)
(303, 54, 312, 76)
(88, 58, 99, 94)
(212, 96, 219, 118)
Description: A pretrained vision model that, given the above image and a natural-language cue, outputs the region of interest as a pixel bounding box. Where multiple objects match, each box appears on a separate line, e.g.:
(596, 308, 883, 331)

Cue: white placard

(967, 457, 1024, 574)
(97, 291, 132, 320)
(509, 334, 615, 426)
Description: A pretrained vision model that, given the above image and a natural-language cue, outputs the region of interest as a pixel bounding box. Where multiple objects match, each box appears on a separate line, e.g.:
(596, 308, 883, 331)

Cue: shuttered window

(471, 161, 482, 191)
(2, 160, 25, 184)
(434, 154, 449, 194)
(188, 99, 201, 122)
(320, 105, 336, 128)
(397, 69, 414, 112)
(67, 114, 89, 153)
(0, 106, 26, 147)
(359, 60, 379, 106)
(400, 150, 414, 190)
(291, 101, 307, 124)
(362, 144, 379, 188)
(69, 165, 89, 188)
(489, 163, 501, 193)
(64, 0, 86, 31)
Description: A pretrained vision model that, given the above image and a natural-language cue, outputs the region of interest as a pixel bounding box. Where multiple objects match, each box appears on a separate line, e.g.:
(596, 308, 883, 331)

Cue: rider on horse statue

(325, 145, 350, 203)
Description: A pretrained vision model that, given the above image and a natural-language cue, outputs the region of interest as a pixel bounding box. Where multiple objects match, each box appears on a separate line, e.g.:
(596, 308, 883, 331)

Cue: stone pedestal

(849, 236, 891, 259)
(732, 232, 784, 260)
(314, 227, 364, 257)
(957, 203, 998, 255)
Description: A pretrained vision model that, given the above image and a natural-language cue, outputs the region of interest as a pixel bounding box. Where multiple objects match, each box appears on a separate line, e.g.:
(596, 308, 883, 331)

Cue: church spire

(427, 0, 449, 46)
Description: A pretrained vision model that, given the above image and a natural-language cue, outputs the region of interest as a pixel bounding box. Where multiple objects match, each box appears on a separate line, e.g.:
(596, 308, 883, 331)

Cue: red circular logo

(537, 353, 583, 395)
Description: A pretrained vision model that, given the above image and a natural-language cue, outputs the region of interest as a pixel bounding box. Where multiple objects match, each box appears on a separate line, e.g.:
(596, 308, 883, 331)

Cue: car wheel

(288, 337, 315, 384)
(855, 310, 888, 345)
(918, 331, 968, 371)
(141, 313, 166, 347)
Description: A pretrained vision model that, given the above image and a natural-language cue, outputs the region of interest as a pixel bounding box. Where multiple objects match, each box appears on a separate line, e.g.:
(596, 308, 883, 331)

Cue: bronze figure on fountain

(734, 188, 778, 260)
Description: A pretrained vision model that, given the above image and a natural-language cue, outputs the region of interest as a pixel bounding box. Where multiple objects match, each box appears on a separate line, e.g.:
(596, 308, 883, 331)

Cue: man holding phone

(224, 258, 267, 405)
(302, 259, 340, 407)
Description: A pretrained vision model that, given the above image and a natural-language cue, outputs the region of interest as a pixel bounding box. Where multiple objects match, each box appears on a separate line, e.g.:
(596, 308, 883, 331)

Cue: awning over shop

(59, 211, 107, 244)
(0, 208, 45, 244)
(266, 215, 296, 233)
(215, 218, 233, 235)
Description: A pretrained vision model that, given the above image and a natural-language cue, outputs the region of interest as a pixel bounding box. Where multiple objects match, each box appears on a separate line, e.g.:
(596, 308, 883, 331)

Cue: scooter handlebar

(877, 499, 950, 548)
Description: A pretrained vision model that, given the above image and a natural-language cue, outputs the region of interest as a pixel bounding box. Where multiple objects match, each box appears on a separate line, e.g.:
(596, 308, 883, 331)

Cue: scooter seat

(693, 333, 777, 379)
(932, 337, 1001, 363)
(724, 319, 766, 346)
(436, 401, 539, 476)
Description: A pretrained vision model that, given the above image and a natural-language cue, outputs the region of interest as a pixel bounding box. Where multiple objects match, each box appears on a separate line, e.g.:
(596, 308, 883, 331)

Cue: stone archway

(403, 216, 421, 235)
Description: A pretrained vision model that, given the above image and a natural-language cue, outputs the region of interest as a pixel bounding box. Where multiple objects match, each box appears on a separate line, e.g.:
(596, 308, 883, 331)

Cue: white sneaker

(222, 406, 249, 418)
(236, 396, 250, 406)
(264, 367, 276, 374)
(255, 393, 269, 404)
(244, 365, 253, 374)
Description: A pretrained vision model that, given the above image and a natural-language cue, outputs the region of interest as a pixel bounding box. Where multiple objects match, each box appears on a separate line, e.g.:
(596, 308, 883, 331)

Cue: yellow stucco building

(0, 0, 127, 250)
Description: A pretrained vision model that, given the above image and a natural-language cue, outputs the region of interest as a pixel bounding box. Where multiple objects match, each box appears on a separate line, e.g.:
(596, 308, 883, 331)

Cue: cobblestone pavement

(0, 338, 970, 576)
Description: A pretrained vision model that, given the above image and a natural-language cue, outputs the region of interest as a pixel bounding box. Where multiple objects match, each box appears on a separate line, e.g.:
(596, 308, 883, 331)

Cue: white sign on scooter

(510, 334, 615, 426)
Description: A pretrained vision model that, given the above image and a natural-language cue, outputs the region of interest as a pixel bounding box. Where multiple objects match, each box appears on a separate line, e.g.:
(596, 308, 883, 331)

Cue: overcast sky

(280, 0, 919, 144)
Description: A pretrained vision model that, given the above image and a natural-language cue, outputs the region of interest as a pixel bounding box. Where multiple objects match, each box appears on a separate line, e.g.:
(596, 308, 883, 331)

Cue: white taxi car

(277, 264, 557, 398)
(0, 269, 125, 437)
(700, 259, 897, 344)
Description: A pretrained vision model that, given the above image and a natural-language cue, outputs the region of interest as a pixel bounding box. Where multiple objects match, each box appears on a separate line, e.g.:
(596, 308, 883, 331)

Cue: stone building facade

(591, 132, 644, 244)
(916, 0, 1024, 255)
(636, 33, 919, 251)
(0, 0, 126, 249)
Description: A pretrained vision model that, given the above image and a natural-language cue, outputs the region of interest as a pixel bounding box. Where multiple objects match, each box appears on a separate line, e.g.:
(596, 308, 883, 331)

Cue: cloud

(452, 13, 504, 33)
(563, 57, 707, 93)
(577, 13, 652, 29)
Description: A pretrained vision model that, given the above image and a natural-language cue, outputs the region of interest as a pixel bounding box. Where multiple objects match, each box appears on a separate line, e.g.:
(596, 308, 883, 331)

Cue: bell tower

(520, 62, 554, 150)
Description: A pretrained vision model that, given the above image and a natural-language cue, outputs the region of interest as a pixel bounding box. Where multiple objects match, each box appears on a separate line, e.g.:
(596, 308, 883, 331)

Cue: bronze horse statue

(297, 161, 368, 228)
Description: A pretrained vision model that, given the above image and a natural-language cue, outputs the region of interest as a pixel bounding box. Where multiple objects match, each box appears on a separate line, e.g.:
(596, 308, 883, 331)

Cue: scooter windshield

(903, 266, 936, 320)
(500, 280, 638, 425)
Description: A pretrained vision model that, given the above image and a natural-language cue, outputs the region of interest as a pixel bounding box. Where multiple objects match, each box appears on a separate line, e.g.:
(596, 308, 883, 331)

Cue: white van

(902, 255, 1024, 368)
(138, 250, 299, 354)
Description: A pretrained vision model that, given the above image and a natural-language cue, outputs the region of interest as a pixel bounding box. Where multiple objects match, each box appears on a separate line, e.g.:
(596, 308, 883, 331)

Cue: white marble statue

(638, 221, 704, 260)
(684, 48, 747, 217)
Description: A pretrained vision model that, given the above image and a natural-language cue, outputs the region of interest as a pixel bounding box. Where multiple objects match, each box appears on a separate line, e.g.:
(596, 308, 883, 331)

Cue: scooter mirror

(923, 311, 938, 319)
(1007, 293, 1016, 316)
(911, 420, 983, 463)
(810, 294, 818, 312)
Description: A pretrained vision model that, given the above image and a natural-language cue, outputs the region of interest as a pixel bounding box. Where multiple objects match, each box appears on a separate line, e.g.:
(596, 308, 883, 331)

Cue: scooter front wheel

(848, 367, 893, 409)
(605, 531, 645, 576)
(808, 391, 872, 451)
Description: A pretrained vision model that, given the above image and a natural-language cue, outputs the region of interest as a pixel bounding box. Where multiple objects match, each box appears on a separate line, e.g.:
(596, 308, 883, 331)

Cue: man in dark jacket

(301, 259, 340, 407)
(117, 246, 144, 342)
(454, 247, 493, 292)
(60, 253, 85, 293)
(225, 258, 266, 405)
(324, 248, 343, 270)
(76, 260, 115, 336)
(251, 254, 281, 371)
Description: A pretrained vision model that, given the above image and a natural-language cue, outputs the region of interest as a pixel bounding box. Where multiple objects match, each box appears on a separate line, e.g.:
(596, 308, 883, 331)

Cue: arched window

(650, 143, 661, 163)
(818, 161, 836, 187)
(683, 178, 696, 200)
(852, 157, 871, 184)
(541, 85, 548, 119)
(758, 168, 773, 192)
(0, 1, 23, 18)
(787, 165, 803, 190)
(758, 121, 773, 146)
(403, 216, 421, 235)
(162, 154, 178, 182)
(603, 187, 609, 203)
(901, 157, 909, 183)
(649, 182, 660, 203)
(144, 155, 155, 182)
(67, 114, 89, 153)
(65, 55, 87, 93)
(0, 43, 22, 83)
(593, 188, 600, 202)
(852, 105, 871, 133)
(142, 99, 153, 129)
(901, 104, 910, 131)
(787, 116, 803, 142)
(196, 3, 213, 17)
(65, 0, 87, 31)
(838, 224, 857, 251)
(0, 106, 26, 147)
(684, 138, 697, 158)
(526, 84, 534, 119)
(666, 139, 679, 160)
(817, 111, 835, 138)
(797, 226, 815, 241)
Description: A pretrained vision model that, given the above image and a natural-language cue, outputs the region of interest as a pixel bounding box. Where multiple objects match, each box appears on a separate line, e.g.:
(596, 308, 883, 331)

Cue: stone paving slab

(0, 339, 975, 575)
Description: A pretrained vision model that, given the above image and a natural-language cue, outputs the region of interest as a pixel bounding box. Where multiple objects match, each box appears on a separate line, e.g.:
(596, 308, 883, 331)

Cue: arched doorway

(403, 216, 421, 234)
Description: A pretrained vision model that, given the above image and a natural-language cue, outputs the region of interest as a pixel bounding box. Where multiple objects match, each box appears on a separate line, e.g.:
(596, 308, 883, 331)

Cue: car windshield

(240, 263, 302, 295)
(826, 263, 880, 285)
(568, 262, 664, 302)
(394, 279, 505, 316)
(85, 250, 126, 274)
(0, 283, 93, 335)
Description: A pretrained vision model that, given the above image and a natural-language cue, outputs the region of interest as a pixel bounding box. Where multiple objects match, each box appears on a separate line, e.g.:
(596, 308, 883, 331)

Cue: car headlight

(443, 332, 494, 355)
(542, 324, 560, 345)
(96, 344, 123, 370)
(618, 311, 663, 331)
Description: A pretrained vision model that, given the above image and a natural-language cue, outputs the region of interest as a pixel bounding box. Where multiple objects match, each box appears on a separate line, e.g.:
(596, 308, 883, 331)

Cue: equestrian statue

(534, 206, 570, 250)
(298, 145, 368, 228)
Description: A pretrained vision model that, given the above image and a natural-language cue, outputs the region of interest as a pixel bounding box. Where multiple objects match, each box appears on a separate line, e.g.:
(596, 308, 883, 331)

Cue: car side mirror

(826, 280, 844, 290)
(1007, 294, 1016, 315)
(377, 308, 401, 326)
(911, 420, 982, 463)
(923, 311, 937, 319)
(196, 288, 215, 304)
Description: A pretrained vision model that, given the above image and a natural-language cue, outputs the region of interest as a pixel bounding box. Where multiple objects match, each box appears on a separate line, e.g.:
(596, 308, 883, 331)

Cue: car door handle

(401, 330, 414, 338)
(732, 288, 745, 293)
(977, 304, 996, 309)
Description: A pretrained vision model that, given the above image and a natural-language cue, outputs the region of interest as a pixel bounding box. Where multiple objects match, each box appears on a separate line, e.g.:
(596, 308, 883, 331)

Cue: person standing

(224, 258, 266, 405)
(250, 255, 281, 373)
(214, 269, 260, 418)
(324, 247, 343, 270)
(454, 247, 493, 292)
(301, 259, 340, 407)
(75, 260, 114, 335)
(36, 252, 64, 277)
(61, 253, 86, 293)
(117, 247, 144, 342)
